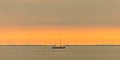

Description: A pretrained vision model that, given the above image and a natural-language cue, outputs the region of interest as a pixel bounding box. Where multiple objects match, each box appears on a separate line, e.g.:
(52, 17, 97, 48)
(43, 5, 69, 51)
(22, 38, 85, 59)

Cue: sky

(0, 0, 120, 45)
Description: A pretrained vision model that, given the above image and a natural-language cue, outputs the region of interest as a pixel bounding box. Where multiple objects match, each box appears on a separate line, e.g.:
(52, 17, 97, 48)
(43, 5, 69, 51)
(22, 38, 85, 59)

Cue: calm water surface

(0, 46, 120, 60)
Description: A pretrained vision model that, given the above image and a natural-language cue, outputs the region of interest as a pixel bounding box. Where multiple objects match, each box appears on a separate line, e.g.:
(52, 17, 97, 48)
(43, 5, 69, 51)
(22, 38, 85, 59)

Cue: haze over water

(0, 45, 120, 60)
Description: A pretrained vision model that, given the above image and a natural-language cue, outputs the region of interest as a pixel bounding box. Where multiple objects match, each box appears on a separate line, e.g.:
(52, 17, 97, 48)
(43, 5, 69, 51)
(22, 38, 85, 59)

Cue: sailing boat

(52, 39, 66, 49)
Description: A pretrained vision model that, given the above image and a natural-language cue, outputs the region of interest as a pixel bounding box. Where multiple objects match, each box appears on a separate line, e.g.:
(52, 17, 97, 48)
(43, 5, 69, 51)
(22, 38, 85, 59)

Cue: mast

(59, 38, 61, 47)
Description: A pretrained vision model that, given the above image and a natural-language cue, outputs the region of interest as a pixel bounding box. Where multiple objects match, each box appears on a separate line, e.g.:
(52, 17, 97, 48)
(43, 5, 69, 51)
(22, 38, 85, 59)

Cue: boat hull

(52, 46, 66, 49)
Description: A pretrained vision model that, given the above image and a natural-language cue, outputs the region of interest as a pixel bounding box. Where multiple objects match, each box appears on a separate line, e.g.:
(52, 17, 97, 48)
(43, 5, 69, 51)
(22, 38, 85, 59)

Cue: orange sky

(0, 0, 120, 45)
(0, 26, 120, 45)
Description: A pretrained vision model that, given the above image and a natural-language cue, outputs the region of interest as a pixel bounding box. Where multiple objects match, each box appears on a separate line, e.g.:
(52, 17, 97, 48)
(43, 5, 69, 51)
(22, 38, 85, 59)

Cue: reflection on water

(0, 46, 120, 60)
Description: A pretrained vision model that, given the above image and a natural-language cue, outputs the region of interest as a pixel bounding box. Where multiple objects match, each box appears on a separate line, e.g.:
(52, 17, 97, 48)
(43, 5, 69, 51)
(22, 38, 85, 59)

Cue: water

(0, 45, 120, 60)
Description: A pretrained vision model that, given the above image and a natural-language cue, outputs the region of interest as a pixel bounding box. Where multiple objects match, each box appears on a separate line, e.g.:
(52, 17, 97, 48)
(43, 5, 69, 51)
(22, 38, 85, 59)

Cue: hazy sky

(0, 0, 120, 27)
(0, 0, 120, 45)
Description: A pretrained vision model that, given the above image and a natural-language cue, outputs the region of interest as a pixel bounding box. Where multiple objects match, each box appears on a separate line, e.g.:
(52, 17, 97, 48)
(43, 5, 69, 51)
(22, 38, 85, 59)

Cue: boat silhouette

(52, 38, 66, 49)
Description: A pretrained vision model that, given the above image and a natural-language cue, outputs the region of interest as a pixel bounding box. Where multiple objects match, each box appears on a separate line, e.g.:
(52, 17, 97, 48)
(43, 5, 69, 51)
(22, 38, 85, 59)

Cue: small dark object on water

(52, 46, 66, 49)
(52, 38, 66, 49)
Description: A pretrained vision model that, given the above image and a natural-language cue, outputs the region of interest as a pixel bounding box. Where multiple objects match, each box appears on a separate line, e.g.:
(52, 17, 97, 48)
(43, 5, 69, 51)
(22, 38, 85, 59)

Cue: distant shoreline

(0, 45, 120, 46)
